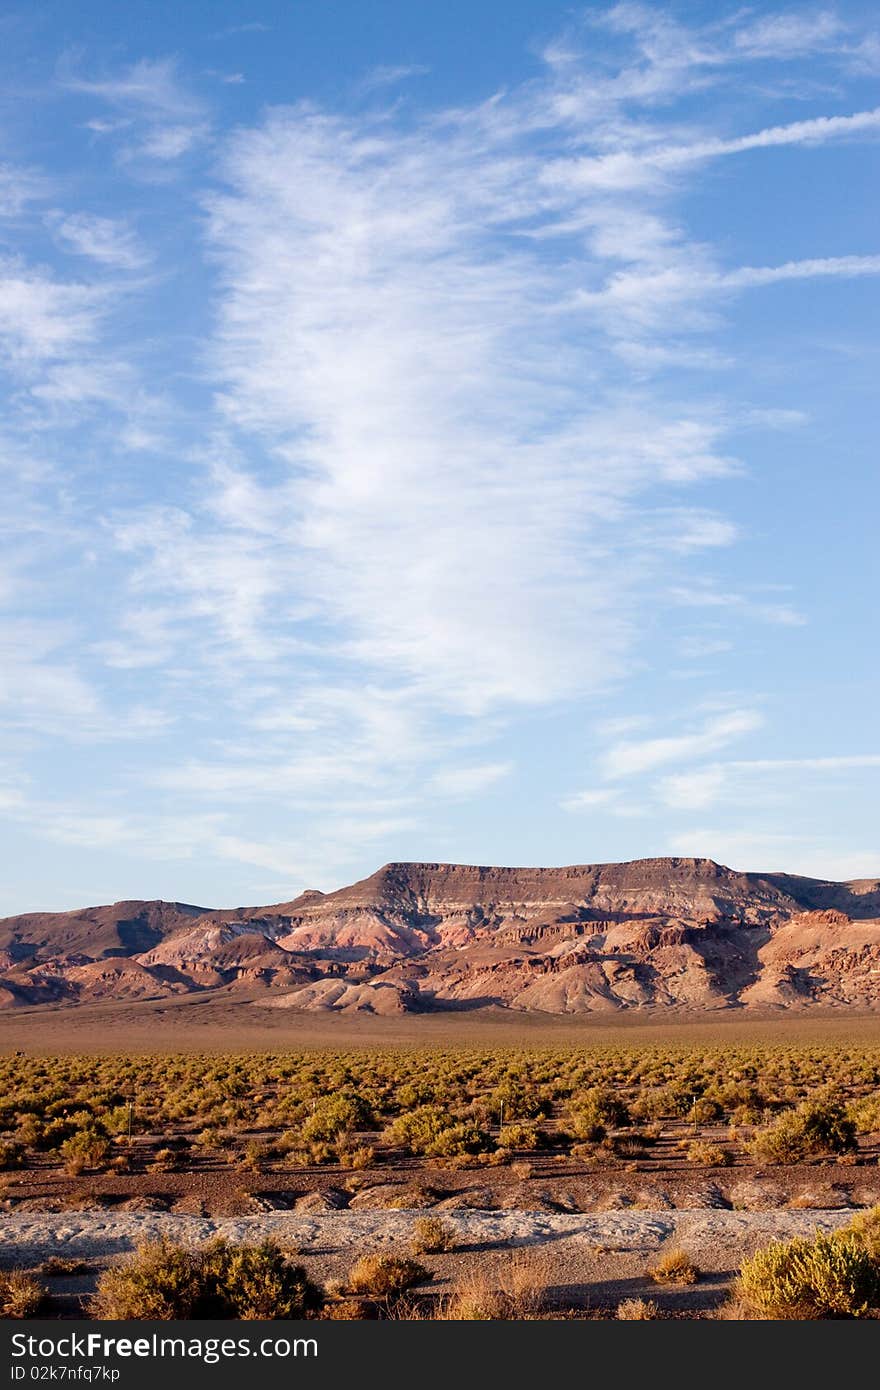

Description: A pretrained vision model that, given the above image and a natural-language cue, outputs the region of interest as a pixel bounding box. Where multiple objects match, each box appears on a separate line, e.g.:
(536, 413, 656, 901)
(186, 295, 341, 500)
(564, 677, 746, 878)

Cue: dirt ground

(5, 993, 880, 1053)
(4, 1123, 879, 1318)
(0, 1206, 860, 1319)
(4, 1003, 880, 1318)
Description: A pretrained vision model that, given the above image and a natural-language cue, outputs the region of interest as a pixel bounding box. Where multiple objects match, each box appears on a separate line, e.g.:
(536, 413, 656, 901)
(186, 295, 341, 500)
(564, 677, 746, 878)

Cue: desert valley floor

(3, 858, 880, 1319)
(2, 1009, 880, 1318)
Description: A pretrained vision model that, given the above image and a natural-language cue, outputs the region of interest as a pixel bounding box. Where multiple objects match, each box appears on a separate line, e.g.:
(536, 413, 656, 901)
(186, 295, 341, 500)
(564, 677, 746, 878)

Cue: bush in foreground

(411, 1217, 457, 1254)
(647, 1248, 699, 1285)
(617, 1298, 659, 1320)
(734, 1231, 880, 1319)
(91, 1238, 322, 1320)
(839, 1205, 880, 1259)
(91, 1240, 202, 1319)
(199, 1240, 320, 1319)
(347, 1254, 430, 1299)
(0, 1270, 47, 1318)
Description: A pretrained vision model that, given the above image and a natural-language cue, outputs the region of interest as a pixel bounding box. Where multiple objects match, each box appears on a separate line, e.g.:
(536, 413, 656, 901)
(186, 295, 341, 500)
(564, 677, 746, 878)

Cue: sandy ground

(0, 1207, 859, 1318)
(5, 994, 880, 1053)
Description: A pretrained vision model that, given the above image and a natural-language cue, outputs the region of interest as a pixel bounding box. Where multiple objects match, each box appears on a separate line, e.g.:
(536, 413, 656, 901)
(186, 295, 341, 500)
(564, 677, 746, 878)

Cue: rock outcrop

(2, 858, 879, 1015)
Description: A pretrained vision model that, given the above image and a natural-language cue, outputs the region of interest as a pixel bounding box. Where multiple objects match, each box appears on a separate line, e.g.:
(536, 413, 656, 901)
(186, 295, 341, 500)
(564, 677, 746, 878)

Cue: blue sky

(1, 2, 878, 913)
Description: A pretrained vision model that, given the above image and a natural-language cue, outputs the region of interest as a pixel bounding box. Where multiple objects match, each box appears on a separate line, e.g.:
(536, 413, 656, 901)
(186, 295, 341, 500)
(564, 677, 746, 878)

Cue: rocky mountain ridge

(2, 857, 880, 1015)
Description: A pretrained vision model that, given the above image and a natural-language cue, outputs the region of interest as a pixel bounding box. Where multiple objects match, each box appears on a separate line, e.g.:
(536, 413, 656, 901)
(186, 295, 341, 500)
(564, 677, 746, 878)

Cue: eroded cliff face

(2, 858, 879, 1015)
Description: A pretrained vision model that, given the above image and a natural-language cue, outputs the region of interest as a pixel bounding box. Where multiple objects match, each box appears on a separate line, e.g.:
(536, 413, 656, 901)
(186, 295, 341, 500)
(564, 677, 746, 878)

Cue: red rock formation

(2, 859, 879, 1015)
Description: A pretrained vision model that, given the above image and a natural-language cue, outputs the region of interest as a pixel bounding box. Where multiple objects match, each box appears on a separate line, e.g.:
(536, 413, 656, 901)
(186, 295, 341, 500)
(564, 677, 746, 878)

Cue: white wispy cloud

(560, 787, 621, 811)
(656, 764, 728, 810)
(599, 708, 764, 779)
(63, 56, 199, 119)
(62, 57, 209, 168)
(82, 10, 877, 883)
(572, 252, 880, 336)
(0, 164, 49, 218)
(0, 614, 167, 742)
(669, 584, 807, 627)
(657, 753, 880, 813)
(2, 6, 877, 900)
(193, 107, 746, 722)
(0, 257, 104, 364)
(733, 11, 845, 59)
(47, 211, 150, 269)
(358, 63, 430, 93)
(547, 107, 880, 194)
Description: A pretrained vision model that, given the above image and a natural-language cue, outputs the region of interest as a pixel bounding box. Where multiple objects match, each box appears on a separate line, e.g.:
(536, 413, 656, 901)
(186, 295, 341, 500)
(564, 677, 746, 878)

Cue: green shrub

(632, 1085, 693, 1121)
(708, 1081, 766, 1123)
(386, 1106, 491, 1158)
(836, 1205, 880, 1259)
(736, 1232, 880, 1319)
(91, 1238, 322, 1320)
(690, 1097, 723, 1124)
(848, 1093, 880, 1134)
(569, 1087, 630, 1141)
(103, 1105, 136, 1136)
(91, 1240, 199, 1319)
(301, 1093, 373, 1144)
(749, 1099, 856, 1163)
(487, 1081, 545, 1121)
(386, 1105, 455, 1153)
(499, 1120, 546, 1151)
(425, 1122, 492, 1159)
(395, 1080, 438, 1111)
(60, 1127, 111, 1174)
(199, 1239, 322, 1319)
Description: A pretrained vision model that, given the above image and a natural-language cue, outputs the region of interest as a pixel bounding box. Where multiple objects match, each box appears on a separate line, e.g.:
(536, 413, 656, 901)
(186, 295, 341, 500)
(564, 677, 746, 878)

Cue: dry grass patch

(617, 1297, 659, 1319)
(41, 1256, 90, 1276)
(648, 1248, 699, 1285)
(411, 1216, 457, 1254)
(441, 1250, 550, 1320)
(347, 1253, 430, 1300)
(686, 1140, 733, 1167)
